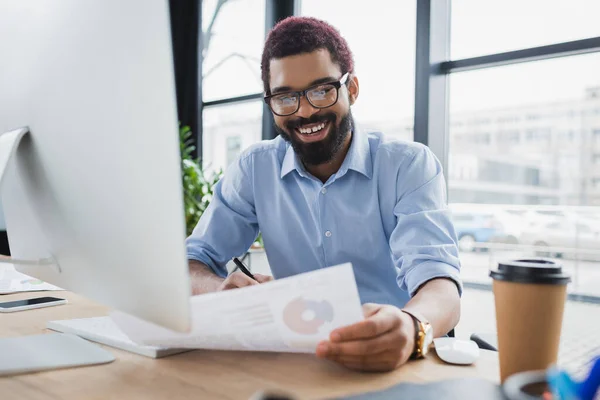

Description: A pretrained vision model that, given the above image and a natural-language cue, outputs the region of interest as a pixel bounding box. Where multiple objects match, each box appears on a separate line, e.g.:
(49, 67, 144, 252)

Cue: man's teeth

(298, 122, 326, 134)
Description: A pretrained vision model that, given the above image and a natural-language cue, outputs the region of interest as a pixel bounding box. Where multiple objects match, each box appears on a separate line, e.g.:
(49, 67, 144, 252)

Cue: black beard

(275, 109, 353, 166)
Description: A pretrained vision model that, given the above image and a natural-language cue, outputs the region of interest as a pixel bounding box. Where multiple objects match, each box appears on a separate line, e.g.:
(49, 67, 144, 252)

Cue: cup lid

(489, 258, 571, 285)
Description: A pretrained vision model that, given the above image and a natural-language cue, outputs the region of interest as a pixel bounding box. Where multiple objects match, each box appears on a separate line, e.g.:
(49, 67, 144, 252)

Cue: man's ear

(348, 75, 359, 105)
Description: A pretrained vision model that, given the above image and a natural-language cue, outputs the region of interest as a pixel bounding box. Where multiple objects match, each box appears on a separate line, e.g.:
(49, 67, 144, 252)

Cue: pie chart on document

(282, 297, 334, 335)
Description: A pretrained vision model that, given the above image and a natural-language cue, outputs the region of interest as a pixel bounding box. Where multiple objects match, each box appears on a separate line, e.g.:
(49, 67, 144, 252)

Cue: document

(0, 265, 63, 295)
(111, 263, 364, 353)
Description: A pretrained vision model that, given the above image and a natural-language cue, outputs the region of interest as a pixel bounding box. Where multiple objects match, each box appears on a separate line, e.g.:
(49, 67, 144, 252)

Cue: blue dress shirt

(186, 128, 462, 308)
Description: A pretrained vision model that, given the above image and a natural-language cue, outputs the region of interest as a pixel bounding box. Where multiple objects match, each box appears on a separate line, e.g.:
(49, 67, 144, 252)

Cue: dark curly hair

(261, 16, 354, 95)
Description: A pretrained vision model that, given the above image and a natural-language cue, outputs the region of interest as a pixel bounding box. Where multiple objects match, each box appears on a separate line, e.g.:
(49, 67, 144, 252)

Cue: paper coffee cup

(490, 259, 570, 383)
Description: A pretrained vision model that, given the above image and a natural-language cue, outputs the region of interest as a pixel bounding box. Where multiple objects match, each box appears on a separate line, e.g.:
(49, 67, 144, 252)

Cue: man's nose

(295, 95, 319, 119)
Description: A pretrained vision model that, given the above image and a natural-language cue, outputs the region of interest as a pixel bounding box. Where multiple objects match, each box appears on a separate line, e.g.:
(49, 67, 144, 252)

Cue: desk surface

(0, 291, 500, 400)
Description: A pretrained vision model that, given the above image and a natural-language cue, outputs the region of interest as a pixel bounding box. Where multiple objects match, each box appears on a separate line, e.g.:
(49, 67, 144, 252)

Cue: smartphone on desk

(0, 296, 67, 313)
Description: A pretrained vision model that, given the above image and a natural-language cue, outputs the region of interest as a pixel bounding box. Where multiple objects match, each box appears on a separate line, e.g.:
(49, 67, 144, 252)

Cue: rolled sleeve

(404, 261, 463, 297)
(390, 145, 463, 297)
(185, 154, 258, 278)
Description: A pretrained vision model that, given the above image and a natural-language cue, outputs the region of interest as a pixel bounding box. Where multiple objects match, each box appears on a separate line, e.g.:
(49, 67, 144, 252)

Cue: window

(576, 223, 593, 234)
(202, 0, 266, 102)
(226, 136, 242, 167)
(444, 0, 600, 362)
(449, 53, 600, 208)
(200, 1, 268, 175)
(202, 101, 263, 172)
(497, 115, 519, 124)
(546, 222, 562, 230)
(451, 0, 600, 59)
(448, 39, 600, 298)
(526, 129, 552, 143)
(593, 131, 600, 147)
(301, 0, 416, 142)
(498, 130, 520, 144)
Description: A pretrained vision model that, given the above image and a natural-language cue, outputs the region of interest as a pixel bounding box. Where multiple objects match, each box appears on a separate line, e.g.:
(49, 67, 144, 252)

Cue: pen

(233, 257, 256, 281)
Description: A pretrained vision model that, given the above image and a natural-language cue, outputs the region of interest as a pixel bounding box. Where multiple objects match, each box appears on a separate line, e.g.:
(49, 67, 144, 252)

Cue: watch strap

(400, 308, 429, 325)
(401, 309, 424, 359)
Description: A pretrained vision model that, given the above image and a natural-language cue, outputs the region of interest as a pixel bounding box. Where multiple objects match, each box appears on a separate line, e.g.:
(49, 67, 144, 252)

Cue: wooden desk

(0, 291, 500, 400)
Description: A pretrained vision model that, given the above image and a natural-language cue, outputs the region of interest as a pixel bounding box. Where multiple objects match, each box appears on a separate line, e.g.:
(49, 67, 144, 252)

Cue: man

(186, 17, 461, 372)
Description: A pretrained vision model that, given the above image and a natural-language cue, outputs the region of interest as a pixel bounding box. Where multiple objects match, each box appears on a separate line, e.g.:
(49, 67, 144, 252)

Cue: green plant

(179, 125, 265, 248)
(180, 125, 223, 236)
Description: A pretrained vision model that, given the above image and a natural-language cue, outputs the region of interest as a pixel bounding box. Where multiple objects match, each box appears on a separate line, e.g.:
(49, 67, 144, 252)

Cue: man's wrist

(189, 260, 225, 294)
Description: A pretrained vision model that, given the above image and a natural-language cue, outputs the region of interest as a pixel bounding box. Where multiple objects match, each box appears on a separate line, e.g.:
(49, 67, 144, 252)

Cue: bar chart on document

(111, 263, 365, 353)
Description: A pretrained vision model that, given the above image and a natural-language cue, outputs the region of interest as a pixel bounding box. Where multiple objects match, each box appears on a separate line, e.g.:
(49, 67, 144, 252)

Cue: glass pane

(448, 53, 600, 296)
(202, 101, 263, 172)
(451, 0, 600, 59)
(202, 0, 265, 102)
(301, 0, 416, 142)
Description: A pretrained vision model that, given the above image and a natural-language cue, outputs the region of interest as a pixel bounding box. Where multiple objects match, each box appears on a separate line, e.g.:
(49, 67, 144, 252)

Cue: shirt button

(321, 188, 327, 194)
(325, 230, 332, 238)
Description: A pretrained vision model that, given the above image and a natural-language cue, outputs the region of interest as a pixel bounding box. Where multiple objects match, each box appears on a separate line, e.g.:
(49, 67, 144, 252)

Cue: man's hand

(217, 271, 273, 291)
(315, 303, 415, 372)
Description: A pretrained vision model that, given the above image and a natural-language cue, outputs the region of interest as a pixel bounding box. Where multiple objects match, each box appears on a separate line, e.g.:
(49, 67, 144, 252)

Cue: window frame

(414, 0, 600, 184)
(198, 0, 296, 164)
(197, 0, 600, 183)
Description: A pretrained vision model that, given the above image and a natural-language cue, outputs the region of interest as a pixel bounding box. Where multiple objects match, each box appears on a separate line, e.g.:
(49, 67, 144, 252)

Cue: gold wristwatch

(401, 309, 433, 359)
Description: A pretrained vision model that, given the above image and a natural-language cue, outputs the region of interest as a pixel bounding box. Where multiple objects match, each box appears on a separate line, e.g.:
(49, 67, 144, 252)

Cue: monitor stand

(0, 127, 59, 270)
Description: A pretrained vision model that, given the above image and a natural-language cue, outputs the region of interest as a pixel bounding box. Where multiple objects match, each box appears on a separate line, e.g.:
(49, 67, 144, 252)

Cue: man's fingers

(253, 274, 273, 283)
(316, 305, 414, 373)
(219, 272, 259, 290)
(230, 272, 259, 287)
(219, 272, 274, 290)
(330, 309, 398, 342)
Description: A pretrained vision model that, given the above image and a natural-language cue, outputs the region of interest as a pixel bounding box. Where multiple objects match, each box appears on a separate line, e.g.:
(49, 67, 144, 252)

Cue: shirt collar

(280, 125, 373, 180)
(280, 144, 305, 179)
(337, 125, 373, 180)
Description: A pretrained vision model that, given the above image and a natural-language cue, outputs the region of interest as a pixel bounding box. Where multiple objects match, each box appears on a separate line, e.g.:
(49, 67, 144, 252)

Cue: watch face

(421, 325, 434, 355)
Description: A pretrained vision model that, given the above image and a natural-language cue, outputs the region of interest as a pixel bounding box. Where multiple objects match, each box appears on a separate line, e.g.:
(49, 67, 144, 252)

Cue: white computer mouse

(433, 337, 480, 365)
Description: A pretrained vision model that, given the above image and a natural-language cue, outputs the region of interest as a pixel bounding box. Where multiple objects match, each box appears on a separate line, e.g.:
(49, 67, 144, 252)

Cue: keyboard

(47, 317, 190, 359)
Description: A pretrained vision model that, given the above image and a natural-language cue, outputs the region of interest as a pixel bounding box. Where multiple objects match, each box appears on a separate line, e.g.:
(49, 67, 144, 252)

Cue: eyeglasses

(264, 72, 350, 117)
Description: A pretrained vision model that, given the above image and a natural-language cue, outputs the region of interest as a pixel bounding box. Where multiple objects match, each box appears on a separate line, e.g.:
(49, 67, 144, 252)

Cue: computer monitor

(0, 0, 191, 332)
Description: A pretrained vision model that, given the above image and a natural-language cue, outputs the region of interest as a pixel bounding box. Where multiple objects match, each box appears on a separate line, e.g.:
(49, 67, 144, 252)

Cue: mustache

(285, 113, 336, 131)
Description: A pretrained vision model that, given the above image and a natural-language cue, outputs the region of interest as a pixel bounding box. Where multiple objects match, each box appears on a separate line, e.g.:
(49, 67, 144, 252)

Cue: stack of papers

(112, 263, 364, 354)
(0, 265, 62, 294)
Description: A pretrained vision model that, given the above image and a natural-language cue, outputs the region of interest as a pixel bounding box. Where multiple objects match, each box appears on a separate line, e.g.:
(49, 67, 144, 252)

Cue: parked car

(488, 209, 530, 245)
(490, 209, 563, 245)
(451, 211, 506, 252)
(519, 219, 600, 261)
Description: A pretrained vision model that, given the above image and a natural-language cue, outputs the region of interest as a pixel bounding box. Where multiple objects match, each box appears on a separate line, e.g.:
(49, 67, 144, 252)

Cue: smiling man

(186, 17, 462, 372)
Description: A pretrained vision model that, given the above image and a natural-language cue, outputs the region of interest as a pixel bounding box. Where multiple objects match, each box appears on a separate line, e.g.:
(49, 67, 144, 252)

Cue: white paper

(0, 265, 63, 294)
(111, 263, 364, 354)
